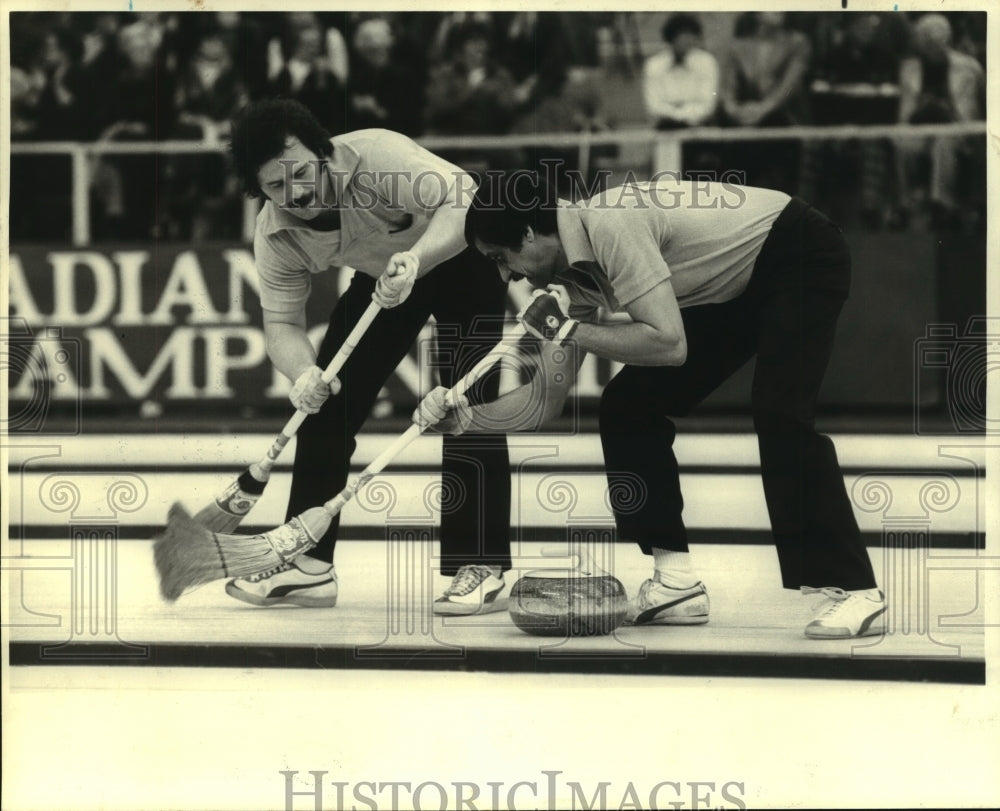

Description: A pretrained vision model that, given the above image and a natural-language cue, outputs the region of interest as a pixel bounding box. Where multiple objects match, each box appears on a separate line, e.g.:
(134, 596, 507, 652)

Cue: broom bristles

(153, 503, 329, 601)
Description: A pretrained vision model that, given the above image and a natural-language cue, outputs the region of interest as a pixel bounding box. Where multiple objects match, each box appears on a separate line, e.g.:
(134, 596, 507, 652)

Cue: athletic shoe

(803, 587, 886, 639)
(225, 560, 338, 608)
(626, 579, 710, 625)
(433, 565, 507, 616)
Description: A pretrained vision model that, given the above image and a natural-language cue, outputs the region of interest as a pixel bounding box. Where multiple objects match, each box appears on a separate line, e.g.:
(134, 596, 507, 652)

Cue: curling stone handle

(540, 545, 606, 577)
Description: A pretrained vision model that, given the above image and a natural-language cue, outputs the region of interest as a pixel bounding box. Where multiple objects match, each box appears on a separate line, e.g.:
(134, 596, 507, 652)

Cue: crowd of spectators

(9, 10, 986, 242)
(638, 11, 985, 230)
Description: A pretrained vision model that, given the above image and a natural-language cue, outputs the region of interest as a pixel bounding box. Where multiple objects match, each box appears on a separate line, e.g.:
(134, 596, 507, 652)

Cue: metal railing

(10, 121, 986, 246)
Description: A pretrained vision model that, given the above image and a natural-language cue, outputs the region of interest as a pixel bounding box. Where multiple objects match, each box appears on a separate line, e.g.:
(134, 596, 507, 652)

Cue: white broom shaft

(257, 300, 383, 472)
(321, 423, 424, 513)
(447, 323, 526, 405)
(321, 323, 525, 515)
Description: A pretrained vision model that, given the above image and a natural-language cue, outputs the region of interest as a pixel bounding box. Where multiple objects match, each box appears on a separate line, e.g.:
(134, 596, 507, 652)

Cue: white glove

(289, 365, 342, 414)
(413, 386, 474, 435)
(373, 252, 419, 308)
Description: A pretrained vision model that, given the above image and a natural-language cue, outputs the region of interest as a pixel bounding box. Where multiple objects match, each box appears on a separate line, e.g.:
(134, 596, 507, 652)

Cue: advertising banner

(6, 233, 970, 426)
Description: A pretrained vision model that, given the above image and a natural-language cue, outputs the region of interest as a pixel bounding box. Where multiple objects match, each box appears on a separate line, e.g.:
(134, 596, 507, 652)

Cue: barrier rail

(10, 121, 987, 247)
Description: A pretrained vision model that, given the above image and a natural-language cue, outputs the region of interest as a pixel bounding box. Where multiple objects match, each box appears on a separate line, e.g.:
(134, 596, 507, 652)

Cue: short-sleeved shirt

(253, 128, 468, 315)
(552, 180, 790, 321)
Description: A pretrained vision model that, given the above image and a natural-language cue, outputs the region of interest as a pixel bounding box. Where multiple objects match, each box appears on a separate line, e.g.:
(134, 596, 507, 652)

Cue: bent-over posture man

(227, 99, 511, 615)
(419, 173, 885, 638)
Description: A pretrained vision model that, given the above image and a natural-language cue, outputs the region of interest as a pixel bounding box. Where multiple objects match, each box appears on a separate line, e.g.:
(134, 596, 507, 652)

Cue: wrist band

(555, 318, 579, 346)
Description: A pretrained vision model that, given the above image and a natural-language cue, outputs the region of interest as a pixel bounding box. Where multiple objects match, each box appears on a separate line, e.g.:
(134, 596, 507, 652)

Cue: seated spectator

(32, 27, 90, 140)
(802, 13, 911, 228)
(267, 15, 347, 135)
(426, 11, 498, 67)
(10, 65, 41, 140)
(504, 12, 603, 134)
(900, 14, 984, 123)
(88, 18, 178, 240)
(8, 16, 93, 240)
(424, 21, 517, 135)
(71, 12, 126, 140)
(719, 11, 812, 193)
(811, 12, 909, 121)
(170, 37, 236, 139)
(93, 19, 176, 141)
(215, 12, 270, 99)
(172, 34, 247, 142)
(346, 17, 423, 135)
(499, 13, 571, 115)
(174, 11, 271, 101)
(165, 33, 248, 240)
(642, 13, 719, 129)
(721, 11, 811, 127)
(895, 13, 985, 230)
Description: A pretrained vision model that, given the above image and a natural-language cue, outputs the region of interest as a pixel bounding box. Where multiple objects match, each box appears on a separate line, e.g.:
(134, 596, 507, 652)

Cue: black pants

(290, 247, 512, 575)
(599, 198, 877, 591)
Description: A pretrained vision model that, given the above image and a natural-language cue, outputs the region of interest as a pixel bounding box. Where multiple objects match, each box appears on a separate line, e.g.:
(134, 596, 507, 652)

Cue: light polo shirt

(253, 128, 469, 315)
(642, 47, 719, 125)
(551, 180, 791, 321)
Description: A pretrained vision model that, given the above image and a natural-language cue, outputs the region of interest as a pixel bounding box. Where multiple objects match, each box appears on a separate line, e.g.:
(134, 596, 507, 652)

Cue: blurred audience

(31, 27, 90, 140)
(185, 12, 271, 100)
(426, 11, 499, 68)
(720, 11, 812, 193)
(424, 21, 517, 135)
(172, 34, 247, 142)
(164, 33, 248, 240)
(721, 11, 811, 127)
(87, 18, 177, 240)
(506, 12, 604, 135)
(7, 10, 987, 242)
(267, 14, 347, 135)
(346, 17, 423, 135)
(895, 13, 985, 231)
(803, 13, 910, 228)
(642, 14, 719, 129)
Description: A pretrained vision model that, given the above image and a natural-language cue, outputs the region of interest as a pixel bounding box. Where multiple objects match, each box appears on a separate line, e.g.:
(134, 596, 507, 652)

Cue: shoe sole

(225, 581, 337, 608)
(805, 624, 885, 639)
(433, 596, 509, 616)
(626, 614, 709, 626)
(805, 607, 887, 638)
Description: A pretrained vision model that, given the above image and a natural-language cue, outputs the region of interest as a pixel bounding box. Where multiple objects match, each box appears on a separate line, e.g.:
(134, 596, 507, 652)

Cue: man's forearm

(573, 320, 687, 366)
(408, 192, 470, 275)
(264, 320, 319, 382)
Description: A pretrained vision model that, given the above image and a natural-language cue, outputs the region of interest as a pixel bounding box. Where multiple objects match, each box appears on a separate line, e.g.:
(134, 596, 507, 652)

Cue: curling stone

(508, 549, 628, 637)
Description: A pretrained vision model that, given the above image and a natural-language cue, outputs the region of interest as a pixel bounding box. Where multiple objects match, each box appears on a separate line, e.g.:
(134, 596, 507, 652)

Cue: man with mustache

(225, 98, 511, 615)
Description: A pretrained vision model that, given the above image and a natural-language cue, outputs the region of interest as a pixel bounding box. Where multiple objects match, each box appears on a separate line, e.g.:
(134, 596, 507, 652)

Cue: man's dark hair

(464, 172, 560, 250)
(229, 98, 334, 198)
(662, 13, 702, 43)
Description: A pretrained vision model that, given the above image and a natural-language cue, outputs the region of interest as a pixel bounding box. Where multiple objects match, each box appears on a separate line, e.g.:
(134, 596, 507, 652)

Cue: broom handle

(253, 300, 383, 476)
(320, 323, 527, 517)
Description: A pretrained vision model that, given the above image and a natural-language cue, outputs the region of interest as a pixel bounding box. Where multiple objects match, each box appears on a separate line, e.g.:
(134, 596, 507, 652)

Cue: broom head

(154, 503, 328, 601)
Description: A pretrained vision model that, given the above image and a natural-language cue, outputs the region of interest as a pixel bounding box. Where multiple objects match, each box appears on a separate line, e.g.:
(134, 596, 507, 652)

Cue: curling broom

(193, 299, 383, 533)
(154, 323, 527, 601)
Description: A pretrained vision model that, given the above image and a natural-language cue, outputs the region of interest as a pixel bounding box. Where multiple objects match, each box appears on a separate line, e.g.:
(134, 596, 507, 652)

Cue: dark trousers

(290, 247, 512, 575)
(599, 198, 877, 591)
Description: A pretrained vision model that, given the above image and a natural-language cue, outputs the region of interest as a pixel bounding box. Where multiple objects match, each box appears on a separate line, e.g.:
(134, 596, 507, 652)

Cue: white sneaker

(803, 587, 886, 638)
(225, 560, 338, 608)
(626, 579, 710, 625)
(433, 565, 508, 616)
